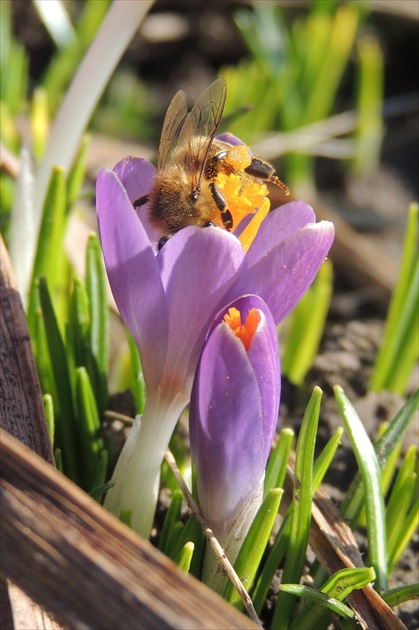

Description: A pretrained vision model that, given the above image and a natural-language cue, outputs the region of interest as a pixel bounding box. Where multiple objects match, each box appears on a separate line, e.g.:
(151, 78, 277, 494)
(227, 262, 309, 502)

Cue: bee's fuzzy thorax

(145, 78, 288, 244)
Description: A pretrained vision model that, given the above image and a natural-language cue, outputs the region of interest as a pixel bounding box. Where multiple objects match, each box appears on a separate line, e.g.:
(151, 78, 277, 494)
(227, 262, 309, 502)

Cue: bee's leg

(244, 158, 289, 195)
(205, 151, 229, 181)
(209, 182, 233, 229)
(133, 194, 149, 208)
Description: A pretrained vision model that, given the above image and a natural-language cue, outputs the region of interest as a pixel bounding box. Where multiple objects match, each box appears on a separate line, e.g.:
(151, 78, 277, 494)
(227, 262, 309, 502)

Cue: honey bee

(134, 78, 289, 249)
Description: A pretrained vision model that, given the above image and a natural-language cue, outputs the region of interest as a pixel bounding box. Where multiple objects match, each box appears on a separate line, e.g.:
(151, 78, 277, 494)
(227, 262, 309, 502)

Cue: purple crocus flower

(189, 294, 280, 589)
(96, 151, 334, 538)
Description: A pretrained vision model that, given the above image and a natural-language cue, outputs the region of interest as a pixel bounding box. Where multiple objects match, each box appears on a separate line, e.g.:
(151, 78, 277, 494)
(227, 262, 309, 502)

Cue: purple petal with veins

(190, 295, 280, 530)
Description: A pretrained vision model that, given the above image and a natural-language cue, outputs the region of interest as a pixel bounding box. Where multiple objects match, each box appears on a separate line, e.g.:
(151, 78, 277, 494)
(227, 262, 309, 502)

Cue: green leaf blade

(272, 386, 322, 629)
(334, 385, 387, 591)
(86, 233, 109, 413)
(38, 277, 79, 483)
(223, 488, 283, 609)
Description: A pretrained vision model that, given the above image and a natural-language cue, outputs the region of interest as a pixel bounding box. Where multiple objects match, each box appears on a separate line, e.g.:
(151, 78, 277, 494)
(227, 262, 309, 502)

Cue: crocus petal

(113, 156, 155, 205)
(207, 295, 280, 460)
(190, 324, 263, 527)
(113, 156, 159, 246)
(244, 298, 281, 457)
(96, 168, 168, 391)
(190, 295, 280, 530)
(227, 203, 335, 325)
(246, 200, 316, 263)
(246, 220, 335, 324)
(216, 132, 245, 147)
(156, 225, 246, 394)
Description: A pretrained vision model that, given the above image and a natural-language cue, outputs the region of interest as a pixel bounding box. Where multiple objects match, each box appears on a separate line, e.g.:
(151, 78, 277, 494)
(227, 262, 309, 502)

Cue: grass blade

(281, 259, 333, 385)
(264, 428, 294, 497)
(86, 233, 109, 412)
(75, 366, 104, 490)
(272, 386, 322, 629)
(341, 390, 419, 523)
(382, 582, 419, 608)
(30, 281, 58, 401)
(386, 445, 417, 538)
(28, 165, 67, 327)
(370, 203, 419, 393)
(388, 498, 419, 572)
(313, 427, 343, 489)
(67, 133, 90, 211)
(281, 585, 355, 623)
(38, 276, 79, 483)
(30, 87, 50, 161)
(43, 393, 54, 446)
(176, 542, 194, 574)
(68, 275, 90, 369)
(173, 514, 205, 579)
(127, 332, 146, 415)
(334, 385, 387, 591)
(353, 34, 384, 174)
(288, 566, 375, 629)
(158, 489, 183, 555)
(253, 417, 339, 616)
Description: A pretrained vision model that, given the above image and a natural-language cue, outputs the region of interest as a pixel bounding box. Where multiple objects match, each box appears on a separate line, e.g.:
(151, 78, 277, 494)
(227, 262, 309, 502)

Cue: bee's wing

(179, 78, 227, 193)
(158, 90, 188, 170)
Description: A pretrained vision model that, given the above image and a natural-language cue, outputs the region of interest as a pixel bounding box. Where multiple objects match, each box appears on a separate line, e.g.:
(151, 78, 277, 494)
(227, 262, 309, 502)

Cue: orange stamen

(214, 142, 273, 252)
(224, 307, 261, 351)
(238, 197, 270, 252)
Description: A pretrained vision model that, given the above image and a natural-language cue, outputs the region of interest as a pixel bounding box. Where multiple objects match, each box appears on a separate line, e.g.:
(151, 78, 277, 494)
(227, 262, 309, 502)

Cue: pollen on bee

(224, 145, 252, 170)
(224, 307, 261, 350)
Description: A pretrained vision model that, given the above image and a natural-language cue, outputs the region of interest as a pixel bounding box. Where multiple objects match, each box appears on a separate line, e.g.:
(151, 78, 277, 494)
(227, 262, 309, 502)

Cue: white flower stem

(104, 389, 187, 539)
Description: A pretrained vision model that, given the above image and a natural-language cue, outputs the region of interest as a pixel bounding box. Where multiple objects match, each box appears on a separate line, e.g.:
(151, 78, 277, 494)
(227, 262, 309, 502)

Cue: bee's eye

(158, 236, 170, 250)
(191, 191, 199, 202)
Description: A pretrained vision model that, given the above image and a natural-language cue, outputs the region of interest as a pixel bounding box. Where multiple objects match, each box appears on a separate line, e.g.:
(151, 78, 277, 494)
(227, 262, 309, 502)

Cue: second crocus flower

(189, 294, 280, 591)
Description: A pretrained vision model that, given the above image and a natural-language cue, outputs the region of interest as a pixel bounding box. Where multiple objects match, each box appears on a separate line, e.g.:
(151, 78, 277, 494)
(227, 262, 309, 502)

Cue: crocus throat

(214, 144, 271, 253)
(224, 307, 261, 351)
